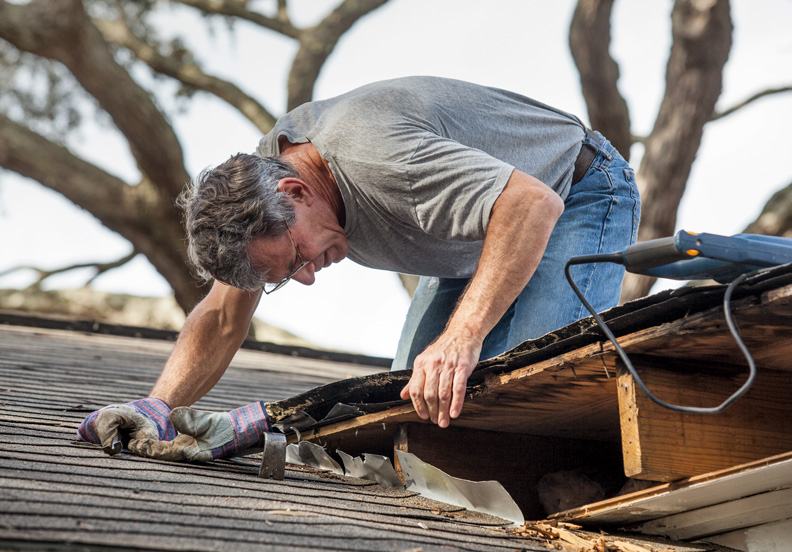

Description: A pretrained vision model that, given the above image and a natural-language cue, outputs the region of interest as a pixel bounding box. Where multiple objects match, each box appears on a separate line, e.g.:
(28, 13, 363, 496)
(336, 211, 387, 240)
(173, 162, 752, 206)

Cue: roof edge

(0, 309, 392, 368)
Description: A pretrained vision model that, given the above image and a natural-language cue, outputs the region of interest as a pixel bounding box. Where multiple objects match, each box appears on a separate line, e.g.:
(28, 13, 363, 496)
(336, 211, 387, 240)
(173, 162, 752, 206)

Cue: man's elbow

(528, 183, 565, 224)
(501, 172, 564, 222)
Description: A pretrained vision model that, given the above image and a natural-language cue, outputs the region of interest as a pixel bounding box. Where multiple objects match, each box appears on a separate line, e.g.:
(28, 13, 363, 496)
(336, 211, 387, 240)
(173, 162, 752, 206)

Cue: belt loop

(584, 128, 598, 146)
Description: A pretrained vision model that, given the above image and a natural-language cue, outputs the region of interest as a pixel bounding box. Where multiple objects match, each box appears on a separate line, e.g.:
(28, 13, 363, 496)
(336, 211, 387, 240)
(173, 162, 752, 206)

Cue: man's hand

(400, 331, 482, 428)
(76, 398, 177, 454)
(129, 401, 270, 462)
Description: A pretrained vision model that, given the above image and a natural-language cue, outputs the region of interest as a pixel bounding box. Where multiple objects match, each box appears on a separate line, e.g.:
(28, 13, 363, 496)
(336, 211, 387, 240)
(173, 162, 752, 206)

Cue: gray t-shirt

(257, 76, 585, 278)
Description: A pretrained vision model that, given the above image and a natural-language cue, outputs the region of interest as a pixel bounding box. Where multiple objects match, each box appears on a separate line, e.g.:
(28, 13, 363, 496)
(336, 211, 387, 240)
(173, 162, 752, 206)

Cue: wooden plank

(291, 404, 418, 445)
(466, 354, 622, 441)
(705, 518, 792, 552)
(392, 424, 409, 486)
(551, 452, 792, 525)
(390, 423, 623, 520)
(617, 359, 792, 481)
(635, 486, 792, 540)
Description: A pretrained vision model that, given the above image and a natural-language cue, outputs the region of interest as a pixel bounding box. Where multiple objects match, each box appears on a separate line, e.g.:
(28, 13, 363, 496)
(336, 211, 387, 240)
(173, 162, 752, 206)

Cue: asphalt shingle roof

(0, 320, 546, 551)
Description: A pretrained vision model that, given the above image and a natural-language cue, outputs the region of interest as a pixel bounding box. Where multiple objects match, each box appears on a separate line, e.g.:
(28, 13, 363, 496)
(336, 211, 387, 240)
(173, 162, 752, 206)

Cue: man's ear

(277, 178, 314, 205)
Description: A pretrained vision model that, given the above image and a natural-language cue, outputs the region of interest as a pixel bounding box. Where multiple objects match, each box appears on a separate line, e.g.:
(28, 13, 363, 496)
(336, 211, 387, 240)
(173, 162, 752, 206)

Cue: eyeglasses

(263, 216, 310, 295)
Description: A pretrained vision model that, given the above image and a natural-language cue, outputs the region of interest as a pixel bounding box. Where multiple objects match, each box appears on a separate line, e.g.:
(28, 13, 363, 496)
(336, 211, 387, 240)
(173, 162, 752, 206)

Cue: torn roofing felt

(265, 263, 792, 428)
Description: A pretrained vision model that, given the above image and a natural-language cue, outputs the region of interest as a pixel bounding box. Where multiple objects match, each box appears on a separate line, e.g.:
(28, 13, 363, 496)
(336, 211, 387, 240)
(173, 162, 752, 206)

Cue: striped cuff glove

(77, 398, 178, 452)
(210, 401, 271, 458)
(130, 400, 271, 463)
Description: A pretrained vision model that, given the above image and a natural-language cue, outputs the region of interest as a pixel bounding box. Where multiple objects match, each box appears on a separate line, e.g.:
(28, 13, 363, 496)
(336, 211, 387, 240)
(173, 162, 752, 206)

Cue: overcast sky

(1, 0, 790, 357)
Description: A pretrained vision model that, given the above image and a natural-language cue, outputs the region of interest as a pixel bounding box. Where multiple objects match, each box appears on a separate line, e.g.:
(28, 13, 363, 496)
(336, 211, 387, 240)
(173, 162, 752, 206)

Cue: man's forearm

(447, 171, 565, 342)
(150, 282, 262, 407)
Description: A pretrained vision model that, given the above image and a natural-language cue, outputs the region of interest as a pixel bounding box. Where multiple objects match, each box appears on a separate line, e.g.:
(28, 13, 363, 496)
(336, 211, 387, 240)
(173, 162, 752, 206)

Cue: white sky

(1, 0, 790, 357)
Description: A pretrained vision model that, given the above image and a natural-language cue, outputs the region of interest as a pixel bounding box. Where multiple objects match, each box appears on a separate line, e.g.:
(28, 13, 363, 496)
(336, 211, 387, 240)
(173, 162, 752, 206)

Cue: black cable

(564, 256, 756, 414)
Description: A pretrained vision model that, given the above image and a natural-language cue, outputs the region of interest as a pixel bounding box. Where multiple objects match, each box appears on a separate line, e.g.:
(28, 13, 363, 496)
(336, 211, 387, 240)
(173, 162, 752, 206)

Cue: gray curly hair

(178, 153, 298, 290)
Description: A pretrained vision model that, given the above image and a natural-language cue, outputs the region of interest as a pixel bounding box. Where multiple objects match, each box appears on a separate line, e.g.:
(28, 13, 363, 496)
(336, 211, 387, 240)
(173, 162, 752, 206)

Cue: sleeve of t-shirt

(405, 132, 515, 242)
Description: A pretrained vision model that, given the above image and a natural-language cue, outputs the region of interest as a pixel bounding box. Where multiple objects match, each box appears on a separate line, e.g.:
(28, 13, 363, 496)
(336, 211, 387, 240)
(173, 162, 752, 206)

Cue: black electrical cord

(564, 255, 756, 414)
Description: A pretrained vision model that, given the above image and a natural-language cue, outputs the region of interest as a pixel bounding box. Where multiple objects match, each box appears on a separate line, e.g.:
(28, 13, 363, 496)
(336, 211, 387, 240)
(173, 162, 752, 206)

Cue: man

(78, 76, 640, 460)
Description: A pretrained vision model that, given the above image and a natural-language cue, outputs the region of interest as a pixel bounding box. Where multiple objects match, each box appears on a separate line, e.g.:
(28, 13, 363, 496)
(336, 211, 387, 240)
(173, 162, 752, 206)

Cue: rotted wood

(297, 344, 624, 446)
(476, 264, 792, 377)
(298, 276, 792, 459)
(392, 424, 409, 486)
(602, 285, 792, 371)
(265, 371, 409, 423)
(266, 267, 792, 430)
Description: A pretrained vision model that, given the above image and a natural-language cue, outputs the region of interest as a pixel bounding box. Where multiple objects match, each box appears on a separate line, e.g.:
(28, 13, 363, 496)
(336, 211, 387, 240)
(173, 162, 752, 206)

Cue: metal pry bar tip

(258, 432, 287, 480)
(102, 432, 123, 456)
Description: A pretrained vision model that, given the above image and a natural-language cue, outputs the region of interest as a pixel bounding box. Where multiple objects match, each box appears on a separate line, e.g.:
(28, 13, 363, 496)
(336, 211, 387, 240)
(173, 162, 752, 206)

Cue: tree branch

(287, 0, 389, 110)
(173, 0, 301, 39)
(96, 16, 278, 134)
(0, 112, 138, 225)
(711, 85, 792, 121)
(0, 249, 139, 290)
(0, 0, 189, 199)
(277, 0, 290, 25)
(569, 0, 632, 159)
(0, 112, 204, 310)
(743, 180, 792, 237)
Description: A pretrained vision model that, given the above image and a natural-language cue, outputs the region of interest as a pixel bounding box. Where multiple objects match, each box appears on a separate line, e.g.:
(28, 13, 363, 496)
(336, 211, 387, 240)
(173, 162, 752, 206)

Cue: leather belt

(571, 128, 598, 186)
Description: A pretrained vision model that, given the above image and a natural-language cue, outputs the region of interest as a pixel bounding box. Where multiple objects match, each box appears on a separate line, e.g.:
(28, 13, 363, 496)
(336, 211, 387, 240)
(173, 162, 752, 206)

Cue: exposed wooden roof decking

(283, 266, 792, 472)
(268, 265, 792, 547)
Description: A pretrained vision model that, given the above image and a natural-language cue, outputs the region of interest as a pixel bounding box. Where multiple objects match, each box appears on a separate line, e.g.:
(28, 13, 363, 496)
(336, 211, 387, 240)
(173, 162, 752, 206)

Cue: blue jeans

(391, 131, 640, 371)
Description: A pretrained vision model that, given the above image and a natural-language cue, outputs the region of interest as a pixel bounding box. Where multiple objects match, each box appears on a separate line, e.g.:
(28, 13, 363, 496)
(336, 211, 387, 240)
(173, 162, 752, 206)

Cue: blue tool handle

(677, 231, 792, 267)
(626, 230, 792, 280)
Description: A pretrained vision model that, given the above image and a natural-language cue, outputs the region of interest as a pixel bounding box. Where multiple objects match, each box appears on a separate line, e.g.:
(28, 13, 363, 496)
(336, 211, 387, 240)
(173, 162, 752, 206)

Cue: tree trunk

(620, 0, 732, 302)
(569, 0, 632, 160)
(0, 0, 208, 311)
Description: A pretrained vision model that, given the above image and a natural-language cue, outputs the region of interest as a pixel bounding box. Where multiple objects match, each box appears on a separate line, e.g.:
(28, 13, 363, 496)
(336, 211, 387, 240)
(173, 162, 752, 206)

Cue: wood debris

(509, 522, 680, 552)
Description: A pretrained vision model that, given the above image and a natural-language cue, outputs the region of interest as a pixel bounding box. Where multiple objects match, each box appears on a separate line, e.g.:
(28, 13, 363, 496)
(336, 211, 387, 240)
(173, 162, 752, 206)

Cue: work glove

(76, 398, 177, 454)
(129, 401, 270, 462)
